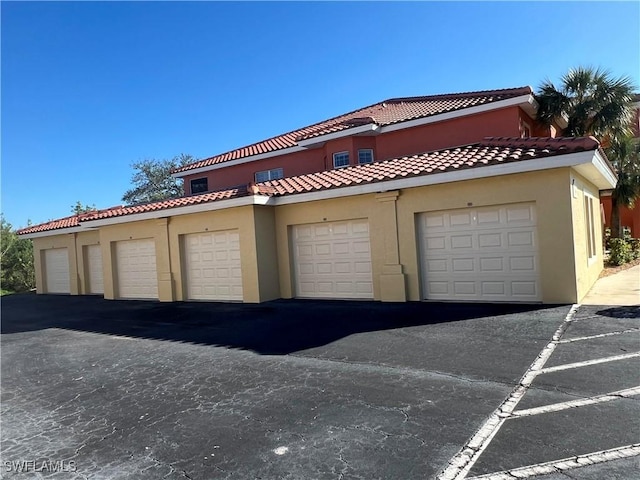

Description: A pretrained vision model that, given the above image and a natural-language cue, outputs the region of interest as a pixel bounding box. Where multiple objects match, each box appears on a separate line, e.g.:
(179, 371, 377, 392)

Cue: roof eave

(172, 93, 537, 178)
(19, 225, 89, 239)
(296, 123, 381, 148)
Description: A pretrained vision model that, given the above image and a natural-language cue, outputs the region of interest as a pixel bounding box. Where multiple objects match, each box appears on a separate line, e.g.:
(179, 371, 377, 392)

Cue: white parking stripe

(511, 386, 640, 417)
(539, 352, 640, 374)
(557, 328, 640, 343)
(436, 305, 580, 480)
(466, 443, 640, 479)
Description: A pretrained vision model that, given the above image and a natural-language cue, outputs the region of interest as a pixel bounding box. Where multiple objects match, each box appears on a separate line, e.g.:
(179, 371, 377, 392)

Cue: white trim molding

(80, 195, 271, 228)
(23, 147, 615, 237)
(20, 226, 88, 239)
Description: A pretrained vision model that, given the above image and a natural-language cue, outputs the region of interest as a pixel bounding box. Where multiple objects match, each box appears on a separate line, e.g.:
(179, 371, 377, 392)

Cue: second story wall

(183, 105, 553, 194)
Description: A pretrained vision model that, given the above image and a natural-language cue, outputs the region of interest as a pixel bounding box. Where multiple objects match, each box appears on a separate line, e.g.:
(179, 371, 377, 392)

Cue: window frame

(255, 167, 284, 183)
(584, 193, 598, 262)
(357, 148, 374, 164)
(190, 177, 209, 194)
(333, 151, 350, 169)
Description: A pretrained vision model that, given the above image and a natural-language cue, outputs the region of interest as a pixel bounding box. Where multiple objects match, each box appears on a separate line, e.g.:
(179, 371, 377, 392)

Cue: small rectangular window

(190, 177, 208, 194)
(333, 151, 350, 169)
(255, 168, 283, 183)
(585, 195, 597, 260)
(358, 149, 374, 164)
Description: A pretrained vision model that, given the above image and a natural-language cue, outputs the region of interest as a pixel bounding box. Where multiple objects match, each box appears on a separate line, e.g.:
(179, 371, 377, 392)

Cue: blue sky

(2, 1, 639, 228)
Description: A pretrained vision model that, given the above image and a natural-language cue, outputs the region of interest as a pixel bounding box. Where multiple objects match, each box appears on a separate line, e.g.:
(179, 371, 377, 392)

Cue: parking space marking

(557, 328, 640, 344)
(436, 305, 580, 480)
(510, 386, 640, 417)
(539, 352, 640, 374)
(466, 443, 640, 480)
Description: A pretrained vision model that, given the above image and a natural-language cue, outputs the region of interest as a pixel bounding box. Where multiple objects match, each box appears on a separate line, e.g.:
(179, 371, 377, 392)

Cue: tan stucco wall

(32, 230, 101, 295)
(75, 231, 101, 295)
(252, 206, 281, 302)
(275, 193, 387, 300)
(274, 167, 585, 304)
(167, 205, 271, 303)
(570, 172, 605, 302)
(395, 168, 579, 303)
(99, 219, 172, 301)
(31, 167, 602, 305)
(33, 234, 79, 294)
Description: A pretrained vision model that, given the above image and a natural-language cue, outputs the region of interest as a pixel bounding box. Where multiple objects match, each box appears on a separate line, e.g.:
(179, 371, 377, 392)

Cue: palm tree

(536, 67, 638, 238)
(606, 136, 640, 238)
(536, 66, 635, 141)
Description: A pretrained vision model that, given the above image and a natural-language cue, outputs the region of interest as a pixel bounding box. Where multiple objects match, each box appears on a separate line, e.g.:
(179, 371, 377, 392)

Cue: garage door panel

(480, 257, 504, 272)
(116, 239, 158, 299)
(184, 230, 243, 301)
(451, 212, 473, 226)
(352, 240, 370, 254)
(478, 232, 502, 248)
(293, 220, 373, 299)
(508, 231, 535, 247)
(482, 282, 505, 295)
(426, 236, 447, 250)
(451, 235, 473, 249)
(419, 203, 540, 302)
(44, 248, 70, 294)
(351, 221, 369, 234)
(477, 209, 501, 225)
(506, 204, 535, 223)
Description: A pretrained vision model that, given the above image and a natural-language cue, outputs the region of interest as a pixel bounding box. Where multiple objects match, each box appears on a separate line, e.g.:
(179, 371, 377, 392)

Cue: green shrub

(608, 238, 633, 266)
(629, 238, 640, 260)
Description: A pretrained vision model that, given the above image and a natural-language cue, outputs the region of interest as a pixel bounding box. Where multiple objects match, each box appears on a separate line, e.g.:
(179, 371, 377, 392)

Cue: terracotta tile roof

(172, 86, 533, 174)
(261, 136, 601, 196)
(19, 136, 600, 234)
(17, 188, 252, 234)
(85, 186, 251, 221)
(17, 215, 81, 235)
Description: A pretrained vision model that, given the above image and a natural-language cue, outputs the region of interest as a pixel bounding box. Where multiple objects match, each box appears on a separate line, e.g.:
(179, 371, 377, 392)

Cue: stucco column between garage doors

(376, 191, 408, 302)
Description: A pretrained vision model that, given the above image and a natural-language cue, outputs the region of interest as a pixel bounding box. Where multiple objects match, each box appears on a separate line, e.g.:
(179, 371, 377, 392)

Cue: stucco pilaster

(375, 191, 407, 302)
(155, 218, 175, 302)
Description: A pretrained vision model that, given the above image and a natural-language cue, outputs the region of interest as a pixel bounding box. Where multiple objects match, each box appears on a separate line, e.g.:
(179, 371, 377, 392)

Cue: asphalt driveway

(1, 295, 638, 479)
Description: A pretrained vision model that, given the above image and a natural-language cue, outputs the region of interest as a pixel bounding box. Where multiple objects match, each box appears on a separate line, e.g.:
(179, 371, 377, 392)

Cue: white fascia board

(296, 123, 380, 148)
(81, 195, 271, 228)
(379, 94, 535, 134)
(171, 146, 307, 178)
(20, 226, 87, 239)
(272, 150, 600, 206)
(573, 150, 617, 190)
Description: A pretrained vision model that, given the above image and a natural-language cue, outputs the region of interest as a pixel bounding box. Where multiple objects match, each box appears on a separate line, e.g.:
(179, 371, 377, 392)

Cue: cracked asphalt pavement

(1, 295, 638, 479)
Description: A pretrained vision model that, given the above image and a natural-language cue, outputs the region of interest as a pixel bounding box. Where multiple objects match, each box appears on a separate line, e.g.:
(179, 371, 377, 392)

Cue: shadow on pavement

(594, 306, 640, 319)
(2, 293, 562, 355)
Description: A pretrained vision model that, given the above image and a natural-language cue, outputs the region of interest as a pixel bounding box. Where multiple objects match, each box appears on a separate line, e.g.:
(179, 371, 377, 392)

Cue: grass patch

(1, 289, 14, 296)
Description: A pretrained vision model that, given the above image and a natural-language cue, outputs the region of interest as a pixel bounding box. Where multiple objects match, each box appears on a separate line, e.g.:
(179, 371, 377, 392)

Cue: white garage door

(293, 220, 373, 299)
(85, 244, 104, 295)
(184, 230, 243, 301)
(116, 239, 158, 299)
(418, 203, 540, 302)
(44, 248, 70, 294)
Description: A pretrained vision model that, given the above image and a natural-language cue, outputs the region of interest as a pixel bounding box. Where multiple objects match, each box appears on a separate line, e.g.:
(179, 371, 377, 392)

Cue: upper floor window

(255, 168, 284, 183)
(190, 177, 208, 194)
(358, 149, 374, 164)
(520, 120, 532, 138)
(333, 151, 350, 169)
